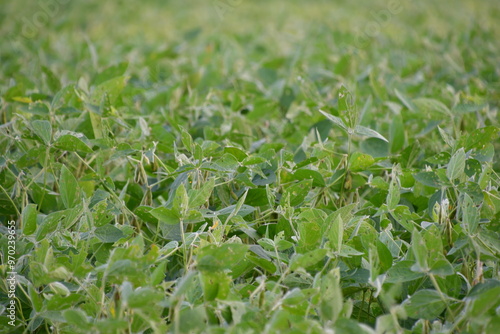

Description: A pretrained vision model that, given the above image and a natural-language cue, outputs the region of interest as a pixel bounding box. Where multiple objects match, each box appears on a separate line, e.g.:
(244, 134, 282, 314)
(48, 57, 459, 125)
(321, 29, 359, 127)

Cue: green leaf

(370, 70, 388, 101)
(423, 225, 444, 261)
(31, 120, 52, 145)
(291, 169, 325, 187)
(94, 320, 129, 332)
(266, 184, 276, 207)
(412, 98, 450, 116)
(335, 318, 374, 334)
(36, 210, 66, 241)
(49, 282, 70, 296)
(404, 290, 448, 320)
(90, 75, 128, 105)
(185, 209, 204, 224)
(22, 203, 38, 235)
(281, 288, 307, 306)
(297, 220, 321, 253)
(349, 152, 374, 172)
(298, 208, 328, 229)
(172, 271, 198, 299)
(150, 207, 180, 225)
(462, 193, 479, 234)
(376, 240, 393, 273)
(63, 309, 89, 327)
(389, 113, 405, 152)
(197, 244, 249, 274)
(361, 137, 389, 158)
(242, 155, 267, 166)
(458, 181, 484, 205)
(199, 271, 232, 301)
(338, 244, 364, 257)
(280, 179, 312, 207)
(394, 89, 416, 111)
(151, 124, 175, 153)
(464, 159, 482, 177)
(275, 239, 294, 251)
(177, 306, 207, 333)
(92, 200, 114, 227)
(208, 153, 239, 172)
(279, 86, 295, 114)
(95, 224, 125, 243)
(246, 253, 276, 273)
(318, 268, 343, 323)
(453, 103, 485, 114)
(338, 85, 358, 128)
(386, 260, 425, 283)
(224, 189, 249, 223)
(54, 133, 93, 153)
(328, 215, 343, 253)
(387, 177, 400, 211)
(224, 147, 248, 161)
(89, 111, 105, 140)
(257, 238, 275, 251)
(46, 294, 84, 312)
(290, 249, 327, 270)
(438, 126, 456, 148)
(466, 284, 500, 318)
(465, 126, 500, 151)
(368, 243, 381, 281)
(51, 84, 76, 110)
(41, 65, 61, 92)
(354, 125, 388, 142)
(446, 148, 466, 181)
(411, 229, 428, 272)
(150, 261, 167, 286)
(429, 259, 454, 276)
(251, 168, 276, 186)
(245, 188, 268, 206)
(60, 165, 80, 209)
(93, 62, 129, 86)
(28, 283, 43, 312)
(472, 143, 495, 162)
(414, 171, 441, 188)
(173, 183, 189, 216)
(127, 287, 163, 308)
(426, 151, 452, 165)
(216, 204, 255, 218)
(319, 109, 347, 131)
(180, 126, 193, 152)
(17, 147, 46, 168)
(247, 98, 277, 121)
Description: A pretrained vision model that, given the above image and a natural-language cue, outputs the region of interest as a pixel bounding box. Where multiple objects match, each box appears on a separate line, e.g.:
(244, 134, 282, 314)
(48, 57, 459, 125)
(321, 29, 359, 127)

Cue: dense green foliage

(1, 0, 500, 333)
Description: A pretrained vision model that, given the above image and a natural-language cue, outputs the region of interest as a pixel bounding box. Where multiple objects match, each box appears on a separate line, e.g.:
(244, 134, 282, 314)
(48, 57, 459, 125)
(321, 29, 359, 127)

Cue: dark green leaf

(95, 224, 125, 243)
